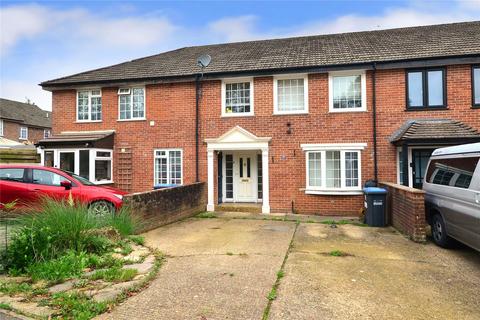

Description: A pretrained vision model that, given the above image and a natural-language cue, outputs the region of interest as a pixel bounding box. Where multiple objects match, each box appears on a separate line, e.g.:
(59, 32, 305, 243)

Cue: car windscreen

(62, 170, 95, 186)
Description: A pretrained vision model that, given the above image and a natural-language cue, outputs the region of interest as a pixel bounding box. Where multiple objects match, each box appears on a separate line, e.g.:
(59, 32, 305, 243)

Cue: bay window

(77, 90, 102, 121)
(222, 79, 253, 116)
(274, 75, 308, 114)
(329, 71, 367, 112)
(118, 88, 145, 120)
(302, 143, 366, 194)
(154, 149, 182, 186)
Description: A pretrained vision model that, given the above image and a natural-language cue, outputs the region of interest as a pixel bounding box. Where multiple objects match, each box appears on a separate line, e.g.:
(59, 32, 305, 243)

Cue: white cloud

(208, 15, 264, 42)
(0, 4, 51, 56)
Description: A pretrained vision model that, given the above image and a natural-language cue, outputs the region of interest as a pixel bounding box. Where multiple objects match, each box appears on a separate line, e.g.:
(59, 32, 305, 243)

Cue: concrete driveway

(97, 213, 480, 320)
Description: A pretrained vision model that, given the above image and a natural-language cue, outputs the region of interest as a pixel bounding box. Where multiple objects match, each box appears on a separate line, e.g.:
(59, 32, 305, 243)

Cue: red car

(0, 164, 128, 215)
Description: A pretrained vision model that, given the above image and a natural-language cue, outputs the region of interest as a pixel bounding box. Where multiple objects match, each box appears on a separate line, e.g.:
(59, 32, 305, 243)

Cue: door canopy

(205, 126, 271, 151)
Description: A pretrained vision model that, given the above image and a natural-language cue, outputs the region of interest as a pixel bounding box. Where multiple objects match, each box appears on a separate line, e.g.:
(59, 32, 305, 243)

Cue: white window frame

(118, 87, 146, 121)
(328, 70, 367, 112)
(43, 129, 50, 139)
(273, 74, 309, 115)
(19, 126, 28, 140)
(0, 119, 3, 136)
(221, 77, 254, 117)
(40, 148, 113, 185)
(76, 89, 102, 122)
(301, 143, 367, 195)
(153, 149, 183, 186)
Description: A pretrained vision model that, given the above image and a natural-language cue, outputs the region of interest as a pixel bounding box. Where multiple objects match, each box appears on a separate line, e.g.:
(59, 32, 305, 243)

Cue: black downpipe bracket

(195, 74, 200, 183)
(372, 62, 379, 185)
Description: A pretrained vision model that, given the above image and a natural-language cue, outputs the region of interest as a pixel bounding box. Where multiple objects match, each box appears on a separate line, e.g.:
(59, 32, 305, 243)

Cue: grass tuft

(267, 287, 277, 301)
(0, 303, 12, 311)
(128, 235, 145, 246)
(49, 292, 108, 320)
(90, 267, 138, 283)
(328, 250, 349, 257)
(197, 212, 217, 219)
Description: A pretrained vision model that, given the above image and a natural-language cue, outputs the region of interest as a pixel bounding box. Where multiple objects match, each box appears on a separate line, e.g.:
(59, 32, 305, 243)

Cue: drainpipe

(195, 74, 200, 183)
(372, 62, 379, 185)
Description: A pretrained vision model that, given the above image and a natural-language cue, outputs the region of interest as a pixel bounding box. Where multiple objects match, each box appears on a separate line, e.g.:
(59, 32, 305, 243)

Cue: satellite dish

(197, 54, 211, 68)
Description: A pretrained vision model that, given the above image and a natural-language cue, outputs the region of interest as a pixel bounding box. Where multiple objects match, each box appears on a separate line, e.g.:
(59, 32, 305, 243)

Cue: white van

(423, 143, 480, 251)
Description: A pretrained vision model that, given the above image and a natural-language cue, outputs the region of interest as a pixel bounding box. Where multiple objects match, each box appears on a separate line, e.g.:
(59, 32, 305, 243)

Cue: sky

(1, 0, 479, 111)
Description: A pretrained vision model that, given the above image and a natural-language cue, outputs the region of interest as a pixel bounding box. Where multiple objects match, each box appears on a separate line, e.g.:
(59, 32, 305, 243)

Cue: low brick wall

(380, 182, 427, 242)
(124, 182, 206, 233)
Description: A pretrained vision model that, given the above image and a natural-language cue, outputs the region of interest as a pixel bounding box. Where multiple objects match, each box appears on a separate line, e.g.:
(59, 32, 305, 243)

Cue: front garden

(0, 199, 162, 319)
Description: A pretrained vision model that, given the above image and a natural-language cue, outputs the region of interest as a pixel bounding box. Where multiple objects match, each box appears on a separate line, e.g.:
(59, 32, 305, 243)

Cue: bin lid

(363, 187, 387, 194)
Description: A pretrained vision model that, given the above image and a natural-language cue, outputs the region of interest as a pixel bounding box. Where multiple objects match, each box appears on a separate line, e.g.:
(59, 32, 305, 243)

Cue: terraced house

(38, 21, 480, 215)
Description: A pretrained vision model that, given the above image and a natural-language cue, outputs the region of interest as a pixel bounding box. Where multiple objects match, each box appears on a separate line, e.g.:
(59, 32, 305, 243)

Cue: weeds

(267, 287, 277, 301)
(0, 303, 12, 310)
(128, 235, 145, 246)
(197, 212, 217, 219)
(27, 251, 89, 283)
(328, 250, 349, 257)
(49, 292, 108, 320)
(90, 267, 137, 283)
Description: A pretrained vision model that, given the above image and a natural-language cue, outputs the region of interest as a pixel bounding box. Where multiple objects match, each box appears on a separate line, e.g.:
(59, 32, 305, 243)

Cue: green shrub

(49, 292, 108, 320)
(101, 206, 140, 237)
(27, 251, 89, 283)
(90, 267, 137, 282)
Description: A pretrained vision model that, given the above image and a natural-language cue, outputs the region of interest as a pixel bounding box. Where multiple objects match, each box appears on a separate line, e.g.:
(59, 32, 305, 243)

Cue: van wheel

(89, 200, 114, 217)
(431, 214, 453, 248)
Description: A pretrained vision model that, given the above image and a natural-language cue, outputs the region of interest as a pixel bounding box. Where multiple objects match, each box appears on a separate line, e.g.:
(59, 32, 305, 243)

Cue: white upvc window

(154, 149, 183, 186)
(0, 119, 3, 136)
(221, 78, 254, 117)
(301, 143, 367, 195)
(273, 74, 308, 114)
(19, 127, 28, 140)
(41, 148, 113, 184)
(77, 89, 102, 122)
(118, 87, 145, 120)
(329, 71, 367, 112)
(43, 129, 51, 139)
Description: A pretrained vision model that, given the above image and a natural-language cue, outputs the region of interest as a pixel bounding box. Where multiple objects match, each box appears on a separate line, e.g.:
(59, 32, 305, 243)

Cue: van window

(426, 156, 479, 189)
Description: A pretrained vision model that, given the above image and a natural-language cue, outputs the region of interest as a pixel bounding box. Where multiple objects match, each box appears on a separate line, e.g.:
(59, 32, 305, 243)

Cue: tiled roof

(38, 130, 114, 144)
(0, 98, 51, 128)
(390, 119, 480, 143)
(41, 21, 480, 86)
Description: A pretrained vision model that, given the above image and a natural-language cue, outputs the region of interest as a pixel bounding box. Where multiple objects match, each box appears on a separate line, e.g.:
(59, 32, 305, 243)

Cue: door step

(216, 203, 262, 214)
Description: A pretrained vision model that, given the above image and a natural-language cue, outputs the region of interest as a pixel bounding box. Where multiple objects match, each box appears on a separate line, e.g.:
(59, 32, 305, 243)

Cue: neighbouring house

(38, 21, 480, 215)
(0, 98, 52, 144)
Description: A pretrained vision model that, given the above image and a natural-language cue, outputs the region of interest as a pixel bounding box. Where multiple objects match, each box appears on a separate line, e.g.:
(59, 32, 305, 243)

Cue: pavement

(96, 213, 480, 320)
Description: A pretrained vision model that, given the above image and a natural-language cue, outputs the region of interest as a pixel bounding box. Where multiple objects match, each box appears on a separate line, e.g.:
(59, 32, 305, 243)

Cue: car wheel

(431, 214, 453, 248)
(89, 200, 114, 217)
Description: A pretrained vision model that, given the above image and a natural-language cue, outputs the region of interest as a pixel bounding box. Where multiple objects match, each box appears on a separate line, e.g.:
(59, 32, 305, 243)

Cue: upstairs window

(44, 129, 50, 139)
(274, 75, 308, 114)
(222, 79, 253, 116)
(329, 71, 367, 112)
(118, 88, 145, 120)
(407, 68, 446, 109)
(154, 149, 182, 186)
(19, 127, 28, 140)
(77, 90, 102, 121)
(473, 66, 480, 107)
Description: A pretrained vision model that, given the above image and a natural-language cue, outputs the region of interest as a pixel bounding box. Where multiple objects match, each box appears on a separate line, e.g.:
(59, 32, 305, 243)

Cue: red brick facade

(1, 120, 47, 144)
(50, 64, 480, 215)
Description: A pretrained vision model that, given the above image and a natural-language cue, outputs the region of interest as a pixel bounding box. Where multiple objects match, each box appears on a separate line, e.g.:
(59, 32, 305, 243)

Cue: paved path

(97, 214, 480, 320)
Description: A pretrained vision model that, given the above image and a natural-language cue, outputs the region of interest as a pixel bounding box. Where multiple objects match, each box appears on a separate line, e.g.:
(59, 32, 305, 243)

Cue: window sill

(302, 188, 363, 195)
(472, 105, 480, 109)
(405, 107, 449, 111)
(19, 138, 28, 140)
(76, 120, 102, 123)
(221, 113, 255, 118)
(117, 118, 146, 122)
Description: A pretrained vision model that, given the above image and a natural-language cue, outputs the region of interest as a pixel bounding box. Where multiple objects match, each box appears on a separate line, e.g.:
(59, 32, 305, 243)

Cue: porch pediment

(205, 126, 271, 150)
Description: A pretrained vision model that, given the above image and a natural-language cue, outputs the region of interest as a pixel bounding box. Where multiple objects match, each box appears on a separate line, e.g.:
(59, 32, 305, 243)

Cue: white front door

(235, 153, 257, 202)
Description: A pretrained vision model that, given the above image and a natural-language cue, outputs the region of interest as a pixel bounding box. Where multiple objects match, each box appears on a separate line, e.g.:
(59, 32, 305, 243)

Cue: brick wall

(124, 182, 205, 232)
(2, 120, 47, 144)
(380, 182, 427, 242)
(50, 64, 480, 216)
